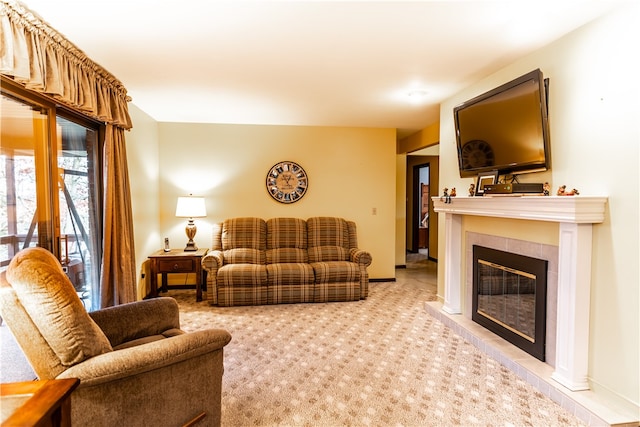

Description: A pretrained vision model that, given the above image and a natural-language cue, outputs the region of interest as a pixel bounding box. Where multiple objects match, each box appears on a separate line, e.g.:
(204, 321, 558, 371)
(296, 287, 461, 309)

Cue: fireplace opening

(472, 245, 547, 361)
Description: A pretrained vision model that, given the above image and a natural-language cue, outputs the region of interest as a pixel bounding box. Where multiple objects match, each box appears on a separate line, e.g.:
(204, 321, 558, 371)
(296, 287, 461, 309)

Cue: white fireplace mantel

(432, 195, 608, 391)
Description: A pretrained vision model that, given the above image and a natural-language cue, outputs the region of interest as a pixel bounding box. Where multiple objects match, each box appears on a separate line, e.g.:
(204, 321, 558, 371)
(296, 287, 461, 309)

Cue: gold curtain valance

(0, 0, 132, 129)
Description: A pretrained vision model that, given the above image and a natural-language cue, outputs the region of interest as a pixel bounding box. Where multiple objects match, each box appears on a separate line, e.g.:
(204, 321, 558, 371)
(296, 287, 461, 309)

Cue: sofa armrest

(350, 249, 372, 267)
(202, 251, 223, 306)
(202, 251, 223, 272)
(89, 298, 180, 348)
(57, 328, 232, 387)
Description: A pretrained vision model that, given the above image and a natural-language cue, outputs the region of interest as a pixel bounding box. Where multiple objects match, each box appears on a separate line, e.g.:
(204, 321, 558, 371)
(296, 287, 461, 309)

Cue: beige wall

(397, 122, 439, 154)
(436, 4, 639, 411)
(150, 123, 397, 281)
(126, 104, 161, 300)
(128, 122, 397, 287)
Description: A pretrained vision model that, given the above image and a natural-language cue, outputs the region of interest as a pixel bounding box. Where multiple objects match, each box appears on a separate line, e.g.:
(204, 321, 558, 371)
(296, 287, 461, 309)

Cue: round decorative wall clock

(266, 161, 308, 204)
(460, 139, 495, 169)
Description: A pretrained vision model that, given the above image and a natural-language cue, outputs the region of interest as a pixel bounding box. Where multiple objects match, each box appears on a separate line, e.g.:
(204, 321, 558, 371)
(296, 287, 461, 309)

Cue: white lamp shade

(175, 196, 207, 218)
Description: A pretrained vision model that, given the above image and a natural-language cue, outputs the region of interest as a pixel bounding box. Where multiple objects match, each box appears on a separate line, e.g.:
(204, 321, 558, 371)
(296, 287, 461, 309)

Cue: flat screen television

(454, 69, 551, 178)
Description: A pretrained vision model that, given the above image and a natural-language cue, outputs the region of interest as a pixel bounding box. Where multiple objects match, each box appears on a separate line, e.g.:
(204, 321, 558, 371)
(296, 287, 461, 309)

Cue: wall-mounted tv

(454, 69, 551, 178)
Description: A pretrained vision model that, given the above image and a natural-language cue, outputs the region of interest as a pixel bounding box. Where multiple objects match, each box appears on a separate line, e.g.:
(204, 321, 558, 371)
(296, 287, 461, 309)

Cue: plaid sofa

(202, 217, 372, 307)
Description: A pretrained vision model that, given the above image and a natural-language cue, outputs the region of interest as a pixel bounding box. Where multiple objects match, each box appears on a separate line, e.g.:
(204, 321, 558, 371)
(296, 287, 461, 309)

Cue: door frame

(411, 162, 430, 253)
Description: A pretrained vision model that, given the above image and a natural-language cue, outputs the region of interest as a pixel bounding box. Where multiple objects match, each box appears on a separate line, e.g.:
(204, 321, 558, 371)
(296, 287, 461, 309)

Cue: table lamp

(175, 195, 207, 251)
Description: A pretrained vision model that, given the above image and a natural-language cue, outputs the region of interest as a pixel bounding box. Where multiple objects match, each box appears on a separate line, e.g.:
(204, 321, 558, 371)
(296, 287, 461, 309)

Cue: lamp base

(184, 219, 198, 251)
(184, 240, 198, 251)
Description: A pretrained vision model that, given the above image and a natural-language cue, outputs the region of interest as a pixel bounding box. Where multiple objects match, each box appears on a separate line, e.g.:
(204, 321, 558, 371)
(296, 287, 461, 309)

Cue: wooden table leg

(195, 263, 202, 302)
(149, 259, 158, 298)
(161, 273, 168, 293)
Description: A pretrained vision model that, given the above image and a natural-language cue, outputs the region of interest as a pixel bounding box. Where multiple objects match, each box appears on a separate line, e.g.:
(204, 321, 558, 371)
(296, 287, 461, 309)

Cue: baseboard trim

(370, 278, 396, 282)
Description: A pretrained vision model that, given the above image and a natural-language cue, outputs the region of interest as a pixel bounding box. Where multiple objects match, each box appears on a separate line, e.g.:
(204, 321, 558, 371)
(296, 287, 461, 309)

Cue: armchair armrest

(350, 249, 372, 267)
(89, 298, 180, 348)
(57, 328, 232, 386)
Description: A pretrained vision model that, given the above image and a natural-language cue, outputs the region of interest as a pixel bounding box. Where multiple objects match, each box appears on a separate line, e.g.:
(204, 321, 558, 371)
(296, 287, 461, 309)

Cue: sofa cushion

(222, 217, 266, 250)
(266, 218, 307, 249)
(224, 248, 265, 265)
(266, 217, 308, 264)
(266, 263, 314, 286)
(218, 264, 267, 286)
(217, 264, 268, 306)
(266, 248, 308, 263)
(307, 217, 350, 248)
(267, 263, 314, 304)
(6, 247, 113, 366)
(308, 246, 349, 263)
(311, 261, 359, 284)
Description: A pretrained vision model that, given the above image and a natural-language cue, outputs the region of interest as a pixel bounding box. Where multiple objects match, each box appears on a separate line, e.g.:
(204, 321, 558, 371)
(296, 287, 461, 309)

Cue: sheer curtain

(1, 0, 137, 307)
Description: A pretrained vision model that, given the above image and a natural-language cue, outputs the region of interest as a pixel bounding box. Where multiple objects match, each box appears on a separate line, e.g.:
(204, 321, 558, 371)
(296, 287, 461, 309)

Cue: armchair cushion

(6, 247, 112, 367)
(57, 328, 231, 386)
(88, 297, 181, 348)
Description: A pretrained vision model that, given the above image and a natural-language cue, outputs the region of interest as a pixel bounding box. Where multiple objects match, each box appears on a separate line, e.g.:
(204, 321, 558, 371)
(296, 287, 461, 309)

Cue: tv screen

(454, 69, 550, 178)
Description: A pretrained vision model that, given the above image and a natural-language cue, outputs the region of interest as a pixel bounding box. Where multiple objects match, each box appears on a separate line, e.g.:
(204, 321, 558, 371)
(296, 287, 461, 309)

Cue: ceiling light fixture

(408, 89, 428, 98)
(407, 89, 429, 105)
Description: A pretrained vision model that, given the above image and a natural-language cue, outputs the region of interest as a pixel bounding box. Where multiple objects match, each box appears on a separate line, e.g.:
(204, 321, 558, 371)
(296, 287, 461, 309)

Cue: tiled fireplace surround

(465, 232, 558, 366)
(426, 196, 638, 426)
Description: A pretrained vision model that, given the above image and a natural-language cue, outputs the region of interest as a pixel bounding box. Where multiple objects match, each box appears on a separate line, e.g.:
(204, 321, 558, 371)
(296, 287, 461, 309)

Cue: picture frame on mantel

(475, 170, 499, 196)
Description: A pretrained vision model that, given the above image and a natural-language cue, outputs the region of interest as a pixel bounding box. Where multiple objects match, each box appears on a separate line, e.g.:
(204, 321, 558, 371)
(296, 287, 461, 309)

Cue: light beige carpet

(171, 263, 585, 427)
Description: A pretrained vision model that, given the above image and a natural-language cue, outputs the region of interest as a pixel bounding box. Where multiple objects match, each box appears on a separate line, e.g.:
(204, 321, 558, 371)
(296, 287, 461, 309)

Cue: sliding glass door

(1, 88, 102, 310)
(56, 116, 102, 310)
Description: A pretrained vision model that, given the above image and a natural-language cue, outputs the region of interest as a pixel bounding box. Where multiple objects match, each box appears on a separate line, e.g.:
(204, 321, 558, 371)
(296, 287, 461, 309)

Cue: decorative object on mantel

(557, 185, 580, 196)
(450, 187, 457, 197)
(475, 170, 499, 196)
(543, 182, 551, 196)
(441, 188, 452, 204)
(468, 183, 475, 197)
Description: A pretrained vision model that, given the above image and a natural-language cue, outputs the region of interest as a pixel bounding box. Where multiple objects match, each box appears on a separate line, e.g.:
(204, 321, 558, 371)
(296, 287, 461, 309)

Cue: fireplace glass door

(472, 246, 547, 361)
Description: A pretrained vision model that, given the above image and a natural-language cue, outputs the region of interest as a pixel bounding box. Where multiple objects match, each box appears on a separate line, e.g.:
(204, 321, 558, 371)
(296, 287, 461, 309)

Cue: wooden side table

(148, 248, 208, 302)
(1, 378, 79, 426)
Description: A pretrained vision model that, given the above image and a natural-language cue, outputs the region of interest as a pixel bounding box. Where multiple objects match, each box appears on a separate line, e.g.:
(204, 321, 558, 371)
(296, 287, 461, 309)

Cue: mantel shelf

(432, 195, 608, 224)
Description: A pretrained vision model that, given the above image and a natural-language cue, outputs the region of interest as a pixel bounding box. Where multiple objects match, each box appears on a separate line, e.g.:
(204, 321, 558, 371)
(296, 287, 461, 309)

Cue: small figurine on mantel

(441, 187, 452, 204)
(557, 185, 580, 196)
(469, 183, 476, 197)
(543, 182, 550, 196)
(450, 187, 457, 198)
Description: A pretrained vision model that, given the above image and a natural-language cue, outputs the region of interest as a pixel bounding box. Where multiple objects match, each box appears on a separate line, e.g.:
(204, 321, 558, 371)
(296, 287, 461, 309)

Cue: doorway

(412, 163, 430, 255)
(405, 151, 439, 261)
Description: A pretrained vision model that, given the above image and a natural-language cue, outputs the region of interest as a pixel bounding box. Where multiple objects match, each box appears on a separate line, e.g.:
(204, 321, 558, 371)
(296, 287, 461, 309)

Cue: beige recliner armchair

(0, 247, 231, 427)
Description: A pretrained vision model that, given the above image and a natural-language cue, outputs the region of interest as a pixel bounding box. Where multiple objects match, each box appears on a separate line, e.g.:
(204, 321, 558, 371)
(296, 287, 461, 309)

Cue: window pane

(0, 94, 49, 269)
(57, 116, 101, 311)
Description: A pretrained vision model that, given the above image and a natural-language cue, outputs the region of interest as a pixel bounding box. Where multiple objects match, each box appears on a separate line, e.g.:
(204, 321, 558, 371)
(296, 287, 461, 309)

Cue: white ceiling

(20, 0, 625, 139)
